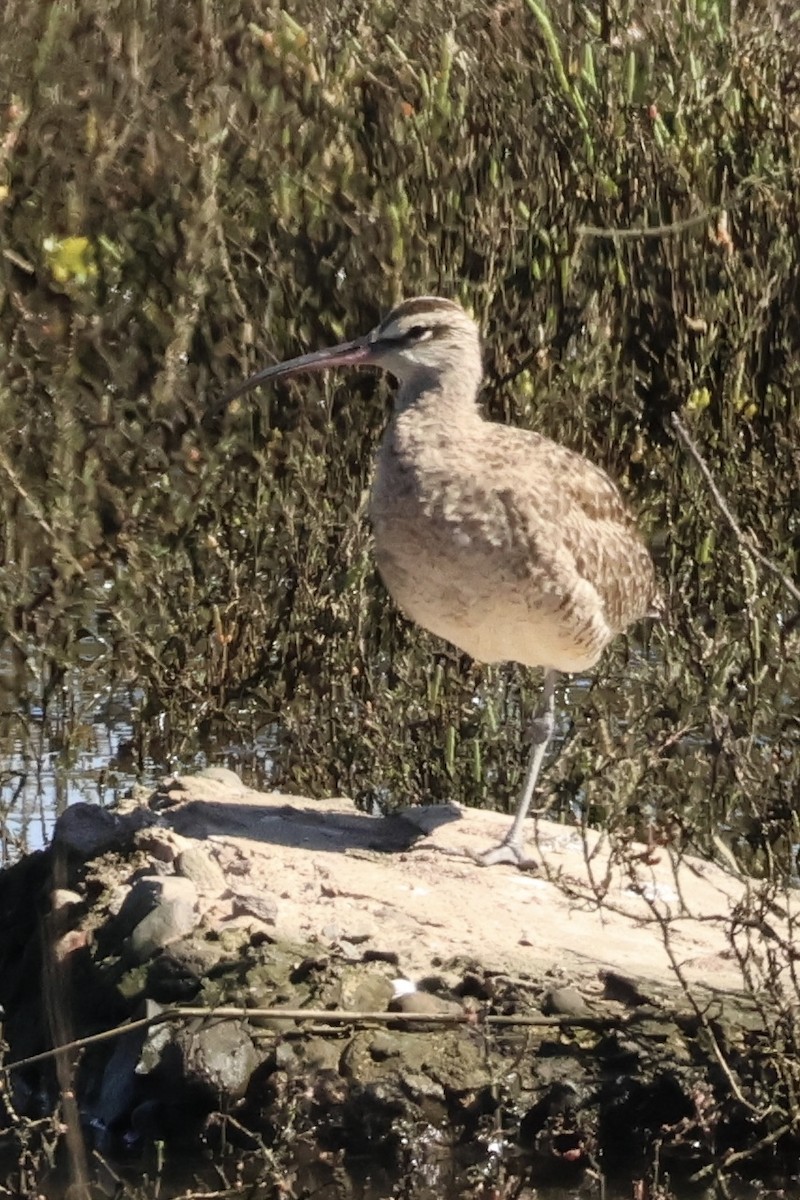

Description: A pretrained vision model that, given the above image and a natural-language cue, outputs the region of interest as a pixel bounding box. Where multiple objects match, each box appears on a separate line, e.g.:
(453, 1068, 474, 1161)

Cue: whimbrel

(227, 297, 661, 867)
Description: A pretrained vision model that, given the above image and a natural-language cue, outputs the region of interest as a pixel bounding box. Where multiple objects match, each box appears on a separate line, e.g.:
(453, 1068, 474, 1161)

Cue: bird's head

(225, 296, 482, 404)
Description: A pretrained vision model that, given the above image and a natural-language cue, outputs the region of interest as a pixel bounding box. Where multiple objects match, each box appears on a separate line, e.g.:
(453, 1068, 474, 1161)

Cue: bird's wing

(484, 428, 659, 630)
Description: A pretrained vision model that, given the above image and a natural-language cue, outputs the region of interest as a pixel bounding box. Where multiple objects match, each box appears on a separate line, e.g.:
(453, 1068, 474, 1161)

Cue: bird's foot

(475, 840, 539, 870)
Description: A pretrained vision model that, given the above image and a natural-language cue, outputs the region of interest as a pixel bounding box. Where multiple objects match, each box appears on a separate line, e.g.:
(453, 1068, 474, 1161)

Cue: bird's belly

(373, 533, 605, 674)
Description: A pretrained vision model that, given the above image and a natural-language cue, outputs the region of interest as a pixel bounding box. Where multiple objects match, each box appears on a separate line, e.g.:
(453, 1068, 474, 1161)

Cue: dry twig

(671, 412, 800, 608)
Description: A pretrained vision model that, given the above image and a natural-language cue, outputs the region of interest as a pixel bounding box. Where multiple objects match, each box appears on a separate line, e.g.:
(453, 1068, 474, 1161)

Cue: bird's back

(370, 404, 659, 673)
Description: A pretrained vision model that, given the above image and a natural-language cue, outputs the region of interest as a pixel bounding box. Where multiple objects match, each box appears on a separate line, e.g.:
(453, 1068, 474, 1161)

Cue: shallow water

(0, 661, 143, 858)
(0, 630, 287, 860)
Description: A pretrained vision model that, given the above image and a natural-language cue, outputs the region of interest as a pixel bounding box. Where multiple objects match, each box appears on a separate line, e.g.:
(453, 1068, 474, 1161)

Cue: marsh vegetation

(2, 0, 797, 868)
(0, 1, 799, 1188)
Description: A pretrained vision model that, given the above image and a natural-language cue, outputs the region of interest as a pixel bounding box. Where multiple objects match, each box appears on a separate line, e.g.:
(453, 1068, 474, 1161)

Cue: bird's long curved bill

(225, 337, 373, 404)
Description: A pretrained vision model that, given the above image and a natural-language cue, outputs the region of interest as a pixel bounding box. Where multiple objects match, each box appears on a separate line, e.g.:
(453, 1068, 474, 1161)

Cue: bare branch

(1, 1003, 629, 1074)
(577, 211, 713, 240)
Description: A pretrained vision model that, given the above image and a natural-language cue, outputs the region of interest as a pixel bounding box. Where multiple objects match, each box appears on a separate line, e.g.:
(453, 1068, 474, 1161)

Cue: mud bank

(0, 771, 793, 1197)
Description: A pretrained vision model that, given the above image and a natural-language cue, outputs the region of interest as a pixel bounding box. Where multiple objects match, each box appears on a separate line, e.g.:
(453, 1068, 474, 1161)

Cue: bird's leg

(477, 669, 558, 868)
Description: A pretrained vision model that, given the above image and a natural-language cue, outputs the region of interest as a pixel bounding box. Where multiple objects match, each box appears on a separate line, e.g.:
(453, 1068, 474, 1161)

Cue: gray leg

(477, 669, 558, 868)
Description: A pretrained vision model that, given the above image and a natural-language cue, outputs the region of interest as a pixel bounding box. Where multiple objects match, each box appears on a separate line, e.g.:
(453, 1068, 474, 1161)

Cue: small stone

(132, 858, 172, 878)
(340, 916, 378, 944)
(274, 1041, 297, 1070)
(134, 829, 185, 864)
(176, 847, 226, 892)
(122, 877, 199, 963)
(389, 991, 464, 1030)
(369, 1033, 402, 1061)
(302, 1037, 341, 1073)
(390, 991, 462, 1017)
(347, 973, 395, 1013)
(401, 1071, 446, 1102)
(150, 1021, 261, 1099)
(542, 986, 591, 1017)
(230, 890, 278, 925)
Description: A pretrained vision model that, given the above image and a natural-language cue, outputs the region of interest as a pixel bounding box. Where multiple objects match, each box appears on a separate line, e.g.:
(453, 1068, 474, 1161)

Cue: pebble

(122, 877, 199, 963)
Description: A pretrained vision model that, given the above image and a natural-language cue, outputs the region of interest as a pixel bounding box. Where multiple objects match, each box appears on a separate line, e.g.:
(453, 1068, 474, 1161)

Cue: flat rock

(141, 772, 779, 997)
(0, 769, 789, 1186)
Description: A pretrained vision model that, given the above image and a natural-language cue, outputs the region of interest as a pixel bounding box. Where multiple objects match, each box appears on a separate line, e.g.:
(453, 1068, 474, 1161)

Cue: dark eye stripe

(373, 324, 447, 349)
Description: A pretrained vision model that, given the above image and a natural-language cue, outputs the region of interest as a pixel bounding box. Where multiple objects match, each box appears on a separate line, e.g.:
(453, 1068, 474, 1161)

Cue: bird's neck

(393, 363, 483, 424)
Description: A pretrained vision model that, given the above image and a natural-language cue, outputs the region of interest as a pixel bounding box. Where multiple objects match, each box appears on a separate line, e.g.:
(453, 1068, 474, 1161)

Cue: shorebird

(227, 297, 661, 867)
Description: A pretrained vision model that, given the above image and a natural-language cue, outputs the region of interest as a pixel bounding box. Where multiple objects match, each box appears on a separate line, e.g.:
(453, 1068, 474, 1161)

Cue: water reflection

(0, 626, 285, 860)
(0, 655, 142, 859)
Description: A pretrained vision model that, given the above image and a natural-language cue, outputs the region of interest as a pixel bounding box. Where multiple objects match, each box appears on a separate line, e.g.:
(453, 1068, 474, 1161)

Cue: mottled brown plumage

(228, 296, 660, 867)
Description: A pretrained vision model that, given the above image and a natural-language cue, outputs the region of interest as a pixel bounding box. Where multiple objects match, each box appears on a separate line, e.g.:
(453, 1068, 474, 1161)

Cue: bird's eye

(407, 325, 431, 341)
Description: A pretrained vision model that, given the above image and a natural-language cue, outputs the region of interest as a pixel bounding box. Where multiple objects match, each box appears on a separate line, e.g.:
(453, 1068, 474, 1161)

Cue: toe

(475, 842, 538, 870)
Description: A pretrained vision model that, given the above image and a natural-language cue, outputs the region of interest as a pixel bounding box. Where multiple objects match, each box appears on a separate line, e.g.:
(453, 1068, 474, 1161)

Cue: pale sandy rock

(134, 828, 194, 864)
(196, 766, 249, 791)
(175, 845, 227, 892)
(228, 888, 278, 924)
(148, 771, 793, 1000)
